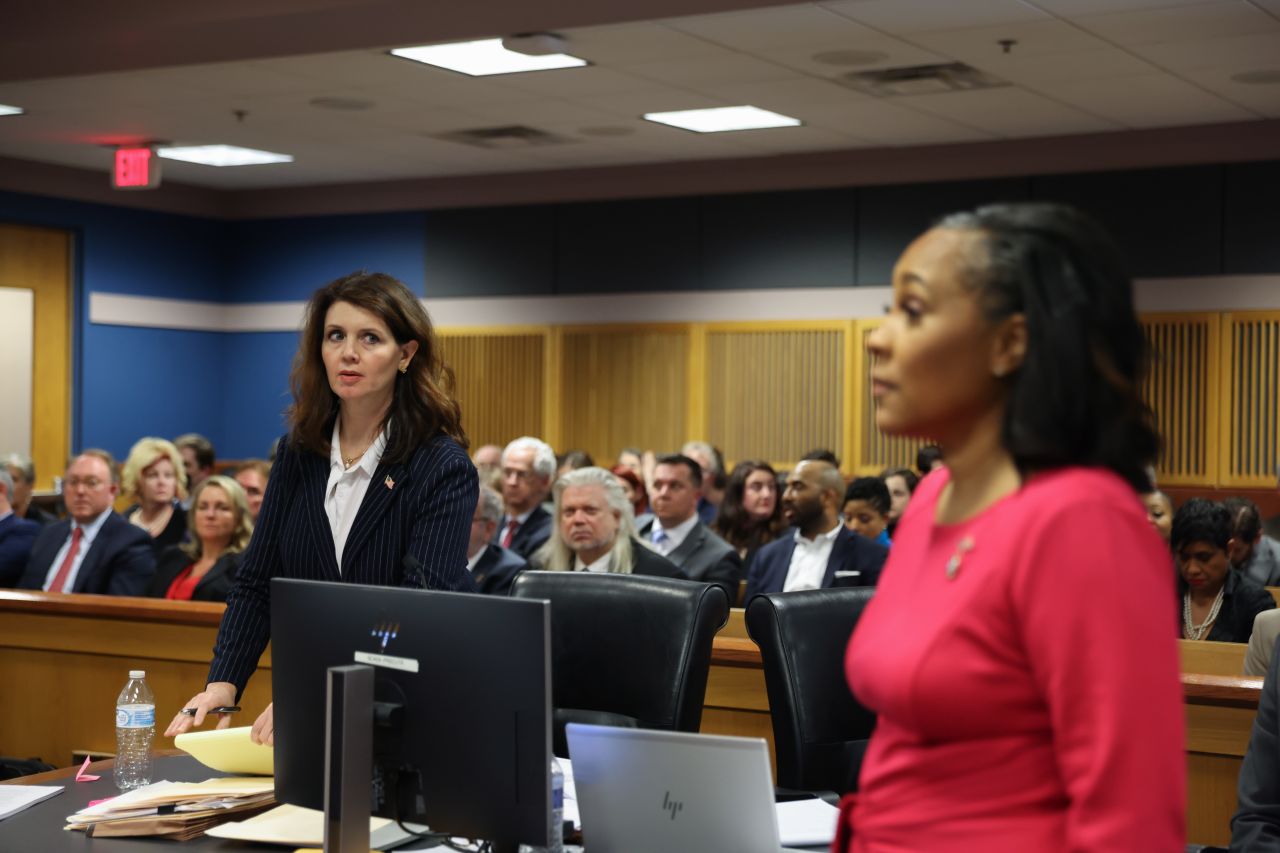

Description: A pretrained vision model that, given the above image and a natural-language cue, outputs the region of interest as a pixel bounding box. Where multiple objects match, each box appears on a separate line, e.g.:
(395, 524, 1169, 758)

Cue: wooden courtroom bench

(0, 593, 1260, 846)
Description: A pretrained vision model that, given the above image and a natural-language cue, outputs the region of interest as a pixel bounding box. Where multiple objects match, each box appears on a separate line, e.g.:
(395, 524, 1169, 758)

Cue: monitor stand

(324, 664, 374, 853)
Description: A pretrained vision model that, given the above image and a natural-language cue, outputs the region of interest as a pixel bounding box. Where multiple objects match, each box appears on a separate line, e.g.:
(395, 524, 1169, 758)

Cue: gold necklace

(343, 453, 361, 469)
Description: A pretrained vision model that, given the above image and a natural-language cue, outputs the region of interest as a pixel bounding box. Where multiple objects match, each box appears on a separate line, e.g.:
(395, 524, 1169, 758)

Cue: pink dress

(839, 467, 1184, 852)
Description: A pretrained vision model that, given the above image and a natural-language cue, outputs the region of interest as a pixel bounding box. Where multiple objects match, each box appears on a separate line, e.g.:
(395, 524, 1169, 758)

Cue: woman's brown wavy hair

(287, 271, 467, 462)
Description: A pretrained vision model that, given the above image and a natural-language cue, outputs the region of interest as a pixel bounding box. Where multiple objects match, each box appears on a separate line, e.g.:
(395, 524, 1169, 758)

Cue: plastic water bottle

(520, 756, 565, 853)
(114, 670, 155, 791)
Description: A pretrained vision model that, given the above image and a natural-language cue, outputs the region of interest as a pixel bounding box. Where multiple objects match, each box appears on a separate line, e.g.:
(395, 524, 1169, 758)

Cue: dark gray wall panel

(855, 178, 1031, 286)
(555, 197, 701, 294)
(701, 188, 855, 291)
(1223, 161, 1280, 275)
(424, 205, 555, 297)
(1031, 166, 1222, 278)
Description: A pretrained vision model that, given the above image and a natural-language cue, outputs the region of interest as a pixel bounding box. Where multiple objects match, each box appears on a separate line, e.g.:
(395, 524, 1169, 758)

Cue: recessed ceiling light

(643, 106, 801, 133)
(390, 39, 587, 76)
(0, 103, 24, 117)
(156, 145, 293, 167)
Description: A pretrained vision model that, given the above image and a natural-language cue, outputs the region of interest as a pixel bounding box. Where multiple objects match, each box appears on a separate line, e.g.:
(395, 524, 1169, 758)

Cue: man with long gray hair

(533, 467, 684, 578)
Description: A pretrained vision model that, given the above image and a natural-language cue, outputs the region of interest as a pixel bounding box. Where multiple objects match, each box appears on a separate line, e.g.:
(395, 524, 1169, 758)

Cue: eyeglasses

(502, 468, 535, 482)
(65, 477, 107, 491)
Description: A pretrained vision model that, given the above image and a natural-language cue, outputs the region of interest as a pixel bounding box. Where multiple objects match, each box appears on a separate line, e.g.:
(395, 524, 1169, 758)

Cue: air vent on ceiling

(841, 62, 1007, 97)
(433, 125, 574, 149)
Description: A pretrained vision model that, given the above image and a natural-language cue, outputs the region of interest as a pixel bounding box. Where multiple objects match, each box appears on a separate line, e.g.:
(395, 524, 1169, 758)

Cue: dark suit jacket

(638, 517, 742, 601)
(0, 513, 40, 587)
(207, 432, 479, 696)
(494, 505, 552, 559)
(146, 545, 242, 602)
(743, 525, 888, 604)
(1232, 633, 1280, 849)
(18, 503, 58, 527)
(124, 501, 188, 556)
(1178, 568, 1275, 644)
(471, 543, 526, 596)
(18, 511, 155, 596)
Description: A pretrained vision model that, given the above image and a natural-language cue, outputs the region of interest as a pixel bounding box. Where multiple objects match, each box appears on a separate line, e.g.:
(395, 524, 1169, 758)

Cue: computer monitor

(271, 578, 551, 849)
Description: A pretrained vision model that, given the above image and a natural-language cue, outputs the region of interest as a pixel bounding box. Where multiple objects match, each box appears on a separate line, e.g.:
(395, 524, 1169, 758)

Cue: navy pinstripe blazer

(207, 431, 479, 696)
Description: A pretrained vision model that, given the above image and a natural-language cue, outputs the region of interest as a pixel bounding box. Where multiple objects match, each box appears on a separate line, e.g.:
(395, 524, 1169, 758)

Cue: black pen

(180, 705, 241, 716)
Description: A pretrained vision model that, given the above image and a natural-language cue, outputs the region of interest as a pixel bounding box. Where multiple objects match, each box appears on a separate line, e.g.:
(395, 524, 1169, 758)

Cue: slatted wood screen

(1222, 311, 1280, 488)
(437, 329, 547, 451)
(704, 322, 846, 471)
(1139, 313, 1220, 487)
(558, 326, 690, 463)
(851, 319, 926, 475)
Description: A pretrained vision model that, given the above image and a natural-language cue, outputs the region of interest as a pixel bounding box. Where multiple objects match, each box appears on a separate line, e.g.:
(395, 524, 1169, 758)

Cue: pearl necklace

(1183, 586, 1225, 640)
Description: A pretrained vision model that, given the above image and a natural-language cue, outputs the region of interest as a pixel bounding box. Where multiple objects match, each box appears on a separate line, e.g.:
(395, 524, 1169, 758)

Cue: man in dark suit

(494, 436, 555, 559)
(4, 453, 57, 526)
(0, 468, 40, 586)
(639, 454, 741, 601)
(531, 466, 684, 578)
(468, 483, 527, 595)
(1233, 631, 1280, 848)
(19, 450, 155, 596)
(744, 459, 887, 604)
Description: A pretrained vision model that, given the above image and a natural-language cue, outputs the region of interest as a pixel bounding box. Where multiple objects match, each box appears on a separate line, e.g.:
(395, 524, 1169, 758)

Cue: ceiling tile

(620, 53, 799, 88)
(1176, 67, 1280, 118)
(494, 67, 668, 98)
(803, 98, 996, 144)
(1069, 2, 1280, 46)
(821, 0, 1048, 34)
(1032, 72, 1260, 126)
(719, 123, 870, 152)
(906, 19, 1117, 65)
(663, 5, 879, 50)
(561, 22, 721, 66)
(1127, 31, 1280, 71)
(688, 76, 867, 109)
(974, 47, 1158, 85)
(895, 86, 1119, 136)
(757, 33, 949, 78)
(1030, 0, 1242, 14)
(574, 88, 726, 119)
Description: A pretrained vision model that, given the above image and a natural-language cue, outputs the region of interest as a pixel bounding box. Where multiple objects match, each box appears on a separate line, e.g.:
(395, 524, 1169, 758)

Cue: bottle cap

(129, 670, 145, 679)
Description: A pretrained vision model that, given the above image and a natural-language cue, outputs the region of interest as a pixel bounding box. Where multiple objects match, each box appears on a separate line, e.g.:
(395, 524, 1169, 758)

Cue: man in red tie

(18, 450, 155, 596)
(494, 437, 555, 559)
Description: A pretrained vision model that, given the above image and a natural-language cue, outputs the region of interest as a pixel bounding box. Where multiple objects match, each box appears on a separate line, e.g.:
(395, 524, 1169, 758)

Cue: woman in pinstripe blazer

(166, 271, 478, 745)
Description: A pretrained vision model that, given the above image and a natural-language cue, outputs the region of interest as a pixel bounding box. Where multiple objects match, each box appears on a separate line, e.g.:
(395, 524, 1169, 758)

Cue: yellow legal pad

(175, 726, 274, 775)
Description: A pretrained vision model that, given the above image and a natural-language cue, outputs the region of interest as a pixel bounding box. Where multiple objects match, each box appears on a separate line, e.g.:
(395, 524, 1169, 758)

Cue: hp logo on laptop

(662, 791, 683, 821)
(371, 621, 399, 652)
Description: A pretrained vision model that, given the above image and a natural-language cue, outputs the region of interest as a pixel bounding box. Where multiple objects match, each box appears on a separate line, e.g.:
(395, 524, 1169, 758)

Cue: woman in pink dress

(839, 203, 1184, 852)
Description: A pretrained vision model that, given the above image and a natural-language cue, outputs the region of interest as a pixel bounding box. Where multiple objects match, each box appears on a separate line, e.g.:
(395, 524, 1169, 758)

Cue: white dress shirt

(43, 506, 113, 592)
(574, 549, 615, 573)
(782, 522, 843, 593)
(325, 419, 388, 571)
(649, 513, 700, 557)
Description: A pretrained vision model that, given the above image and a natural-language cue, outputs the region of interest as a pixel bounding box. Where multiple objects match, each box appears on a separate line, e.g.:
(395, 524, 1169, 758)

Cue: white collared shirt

(325, 419, 388, 571)
(649, 513, 700, 556)
(782, 522, 844, 593)
(466, 547, 485, 573)
(43, 506, 114, 592)
(574, 549, 615, 573)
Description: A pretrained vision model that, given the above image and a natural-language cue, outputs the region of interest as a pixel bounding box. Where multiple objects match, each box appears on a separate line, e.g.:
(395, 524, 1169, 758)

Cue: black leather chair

(746, 587, 877, 795)
(510, 571, 730, 757)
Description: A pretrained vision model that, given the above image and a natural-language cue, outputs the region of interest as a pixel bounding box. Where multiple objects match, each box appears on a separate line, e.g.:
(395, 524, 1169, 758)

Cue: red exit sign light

(112, 146, 161, 190)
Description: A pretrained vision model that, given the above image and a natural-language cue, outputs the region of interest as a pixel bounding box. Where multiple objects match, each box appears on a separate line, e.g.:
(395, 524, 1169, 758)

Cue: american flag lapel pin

(384, 475, 395, 490)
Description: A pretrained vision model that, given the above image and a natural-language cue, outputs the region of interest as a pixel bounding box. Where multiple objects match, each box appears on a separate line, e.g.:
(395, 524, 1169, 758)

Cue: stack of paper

(175, 726, 274, 775)
(65, 777, 275, 840)
(207, 803, 427, 849)
(0, 785, 62, 820)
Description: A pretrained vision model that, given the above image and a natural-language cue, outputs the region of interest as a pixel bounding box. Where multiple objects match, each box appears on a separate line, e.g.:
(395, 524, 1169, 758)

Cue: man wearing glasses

(18, 450, 155, 595)
(495, 436, 555, 560)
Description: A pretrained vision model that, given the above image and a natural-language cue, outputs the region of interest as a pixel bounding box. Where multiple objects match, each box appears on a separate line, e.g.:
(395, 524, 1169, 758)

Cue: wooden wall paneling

(1139, 313, 1220, 487)
(437, 327, 548, 451)
(703, 321, 845, 472)
(543, 326, 563, 451)
(686, 324, 708, 444)
(0, 223, 71, 490)
(558, 325, 690, 461)
(851, 318, 925, 475)
(1222, 311, 1280, 488)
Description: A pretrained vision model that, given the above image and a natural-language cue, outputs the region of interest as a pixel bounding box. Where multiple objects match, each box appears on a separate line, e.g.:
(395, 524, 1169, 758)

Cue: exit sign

(112, 146, 161, 190)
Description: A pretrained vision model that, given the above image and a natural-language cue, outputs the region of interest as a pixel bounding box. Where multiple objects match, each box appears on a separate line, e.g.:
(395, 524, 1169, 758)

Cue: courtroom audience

(147, 475, 251, 602)
(3, 453, 56, 526)
(638, 454, 742, 601)
(880, 467, 918, 538)
(915, 443, 943, 476)
(1142, 489, 1174, 543)
(0, 467, 40, 587)
(681, 440, 723, 524)
(743, 459, 886, 603)
(231, 459, 271, 522)
(555, 449, 594, 482)
(471, 443, 502, 479)
(173, 433, 216, 500)
(496, 436, 556, 559)
(714, 460, 786, 564)
(1233, 610, 1280, 846)
(1175, 498, 1274, 643)
(842, 476, 892, 548)
(611, 465, 650, 525)
(800, 448, 841, 468)
(466, 484, 526, 596)
(1225, 495, 1280, 586)
(19, 450, 155, 595)
(532, 466, 684, 578)
(615, 447, 643, 477)
(121, 437, 189, 555)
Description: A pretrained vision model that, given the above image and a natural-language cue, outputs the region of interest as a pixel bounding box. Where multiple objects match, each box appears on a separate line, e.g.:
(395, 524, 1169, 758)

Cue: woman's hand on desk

(164, 682, 238, 737)
(250, 703, 274, 746)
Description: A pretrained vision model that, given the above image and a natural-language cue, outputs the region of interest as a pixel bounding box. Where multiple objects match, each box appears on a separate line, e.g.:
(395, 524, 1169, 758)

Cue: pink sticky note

(75, 754, 101, 782)
(87, 796, 116, 808)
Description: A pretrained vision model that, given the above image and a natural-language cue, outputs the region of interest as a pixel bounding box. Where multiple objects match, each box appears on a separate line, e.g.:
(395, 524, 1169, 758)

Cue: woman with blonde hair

(121, 437, 189, 554)
(147, 476, 252, 602)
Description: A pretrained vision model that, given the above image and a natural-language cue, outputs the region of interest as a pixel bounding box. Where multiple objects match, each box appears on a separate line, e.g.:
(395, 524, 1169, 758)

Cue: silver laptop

(566, 723, 803, 853)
